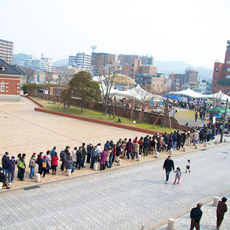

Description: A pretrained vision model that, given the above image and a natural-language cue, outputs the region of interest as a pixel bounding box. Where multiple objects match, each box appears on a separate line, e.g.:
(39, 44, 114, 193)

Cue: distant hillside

(54, 58, 68, 66)
(154, 60, 213, 79)
(13, 53, 29, 65)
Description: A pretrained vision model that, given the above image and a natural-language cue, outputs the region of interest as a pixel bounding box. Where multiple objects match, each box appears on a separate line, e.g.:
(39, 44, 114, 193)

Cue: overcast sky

(1, 0, 230, 68)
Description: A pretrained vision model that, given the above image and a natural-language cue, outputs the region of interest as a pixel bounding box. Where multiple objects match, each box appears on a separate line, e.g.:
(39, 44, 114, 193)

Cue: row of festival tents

(104, 84, 163, 102)
(170, 88, 230, 102)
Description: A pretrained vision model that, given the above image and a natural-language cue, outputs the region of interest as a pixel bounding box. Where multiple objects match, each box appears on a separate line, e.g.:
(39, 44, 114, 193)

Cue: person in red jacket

(51, 153, 59, 175)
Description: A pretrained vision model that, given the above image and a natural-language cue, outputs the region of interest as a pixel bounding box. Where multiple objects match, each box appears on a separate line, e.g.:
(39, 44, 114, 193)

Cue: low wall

(28, 92, 190, 131)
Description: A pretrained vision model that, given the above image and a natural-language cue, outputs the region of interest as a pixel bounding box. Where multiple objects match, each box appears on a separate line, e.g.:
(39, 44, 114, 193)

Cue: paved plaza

(0, 142, 230, 229)
(0, 98, 230, 229)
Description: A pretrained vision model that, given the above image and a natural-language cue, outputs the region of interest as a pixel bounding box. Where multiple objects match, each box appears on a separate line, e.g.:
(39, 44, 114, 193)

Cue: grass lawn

(32, 97, 178, 133)
(176, 108, 201, 121)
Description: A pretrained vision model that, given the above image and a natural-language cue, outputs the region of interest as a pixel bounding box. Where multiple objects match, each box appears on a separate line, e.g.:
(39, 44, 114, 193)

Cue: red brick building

(0, 59, 21, 101)
(212, 40, 230, 94)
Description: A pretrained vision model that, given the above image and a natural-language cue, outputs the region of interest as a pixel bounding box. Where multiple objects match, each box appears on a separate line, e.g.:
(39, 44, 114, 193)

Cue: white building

(76, 52, 91, 72)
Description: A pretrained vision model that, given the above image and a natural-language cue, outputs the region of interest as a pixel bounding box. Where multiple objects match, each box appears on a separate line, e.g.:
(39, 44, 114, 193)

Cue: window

(227, 68, 230, 72)
(214, 76, 217, 79)
(215, 68, 218, 72)
(145, 68, 147, 70)
(223, 89, 226, 92)
(1, 83, 5, 92)
(131, 64, 134, 67)
(156, 84, 159, 87)
(140, 68, 142, 71)
(227, 61, 230, 64)
(226, 75, 230, 79)
(213, 83, 216, 86)
(130, 74, 133, 77)
(152, 84, 155, 86)
(131, 69, 133, 72)
(228, 90, 230, 94)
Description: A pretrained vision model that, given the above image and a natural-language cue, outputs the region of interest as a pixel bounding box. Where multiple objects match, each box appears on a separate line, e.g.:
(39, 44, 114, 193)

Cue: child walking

(185, 159, 191, 173)
(174, 167, 181, 184)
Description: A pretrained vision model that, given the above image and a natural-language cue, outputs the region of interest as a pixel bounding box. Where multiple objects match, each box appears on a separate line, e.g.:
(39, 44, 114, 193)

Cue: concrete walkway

(0, 142, 230, 229)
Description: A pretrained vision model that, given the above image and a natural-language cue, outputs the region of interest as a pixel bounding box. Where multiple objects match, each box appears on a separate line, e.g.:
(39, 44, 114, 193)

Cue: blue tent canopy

(163, 94, 173, 98)
(171, 95, 183, 100)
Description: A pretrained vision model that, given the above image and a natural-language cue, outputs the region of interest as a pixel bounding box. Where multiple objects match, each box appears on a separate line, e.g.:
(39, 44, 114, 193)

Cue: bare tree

(92, 55, 123, 115)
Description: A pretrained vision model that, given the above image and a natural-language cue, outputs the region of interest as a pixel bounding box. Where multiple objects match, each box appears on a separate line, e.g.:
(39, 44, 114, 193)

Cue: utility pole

(220, 99, 228, 143)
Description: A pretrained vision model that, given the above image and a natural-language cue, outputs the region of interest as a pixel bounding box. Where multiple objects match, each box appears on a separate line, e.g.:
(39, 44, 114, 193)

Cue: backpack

(42, 161, 47, 168)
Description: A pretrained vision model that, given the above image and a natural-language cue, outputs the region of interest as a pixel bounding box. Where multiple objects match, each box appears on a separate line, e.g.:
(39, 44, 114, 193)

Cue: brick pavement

(0, 141, 230, 229)
(157, 193, 230, 230)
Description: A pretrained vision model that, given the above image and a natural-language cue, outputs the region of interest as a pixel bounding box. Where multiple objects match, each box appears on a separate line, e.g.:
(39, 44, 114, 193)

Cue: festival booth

(202, 90, 230, 102)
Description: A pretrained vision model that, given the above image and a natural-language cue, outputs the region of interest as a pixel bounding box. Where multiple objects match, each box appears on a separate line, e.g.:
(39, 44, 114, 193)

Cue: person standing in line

(185, 159, 191, 173)
(76, 147, 83, 170)
(126, 138, 134, 159)
(105, 147, 111, 168)
(90, 146, 98, 169)
(2, 152, 10, 178)
(8, 156, 15, 184)
(0, 167, 10, 189)
(172, 131, 177, 150)
(17, 153, 22, 179)
(39, 155, 49, 178)
(143, 137, 150, 156)
(100, 148, 107, 170)
(50, 146, 57, 159)
(71, 147, 77, 167)
(190, 203, 202, 230)
(51, 152, 58, 175)
(60, 149, 66, 171)
(173, 167, 181, 184)
(29, 154, 36, 179)
(216, 197, 228, 229)
(37, 152, 43, 173)
(46, 150, 51, 173)
(139, 137, 144, 155)
(133, 140, 139, 158)
(86, 142, 93, 163)
(193, 130, 199, 145)
(19, 153, 26, 181)
(81, 143, 86, 168)
(163, 156, 175, 184)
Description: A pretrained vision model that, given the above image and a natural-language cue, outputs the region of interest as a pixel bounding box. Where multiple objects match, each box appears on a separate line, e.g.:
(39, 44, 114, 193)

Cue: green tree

(69, 71, 101, 111)
(61, 88, 72, 108)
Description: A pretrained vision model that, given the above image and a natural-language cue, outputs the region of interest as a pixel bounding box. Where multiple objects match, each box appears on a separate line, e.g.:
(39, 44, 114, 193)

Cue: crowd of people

(0, 123, 224, 190)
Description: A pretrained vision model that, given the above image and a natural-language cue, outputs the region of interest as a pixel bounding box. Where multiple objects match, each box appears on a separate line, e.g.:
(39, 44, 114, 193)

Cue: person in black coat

(0, 167, 10, 189)
(163, 156, 175, 184)
(190, 203, 202, 230)
(86, 142, 93, 163)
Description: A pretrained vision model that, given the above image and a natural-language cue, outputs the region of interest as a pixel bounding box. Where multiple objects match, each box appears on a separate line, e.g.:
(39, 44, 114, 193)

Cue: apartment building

(0, 39, 13, 65)
(212, 40, 230, 94)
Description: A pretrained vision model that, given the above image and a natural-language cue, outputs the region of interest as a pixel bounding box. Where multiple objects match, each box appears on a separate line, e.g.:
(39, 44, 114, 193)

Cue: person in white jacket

(71, 147, 77, 167)
(193, 130, 199, 145)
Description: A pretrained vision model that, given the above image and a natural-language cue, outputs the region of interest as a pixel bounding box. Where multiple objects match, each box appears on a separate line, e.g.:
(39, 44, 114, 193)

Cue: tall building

(0, 39, 13, 65)
(212, 40, 230, 94)
(68, 53, 91, 72)
(76, 52, 91, 72)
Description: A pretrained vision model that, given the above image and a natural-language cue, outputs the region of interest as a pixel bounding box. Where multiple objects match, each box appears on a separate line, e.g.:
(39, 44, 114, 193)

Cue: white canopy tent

(202, 90, 230, 102)
(100, 84, 162, 102)
(170, 88, 203, 98)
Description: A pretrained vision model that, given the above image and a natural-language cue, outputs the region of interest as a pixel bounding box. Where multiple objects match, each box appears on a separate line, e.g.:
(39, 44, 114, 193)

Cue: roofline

(0, 73, 22, 77)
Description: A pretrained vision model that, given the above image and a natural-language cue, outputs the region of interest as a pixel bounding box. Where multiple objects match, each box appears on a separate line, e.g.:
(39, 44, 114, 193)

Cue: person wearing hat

(0, 167, 10, 189)
(1, 152, 10, 178)
(19, 153, 26, 181)
(8, 156, 15, 184)
(86, 142, 93, 164)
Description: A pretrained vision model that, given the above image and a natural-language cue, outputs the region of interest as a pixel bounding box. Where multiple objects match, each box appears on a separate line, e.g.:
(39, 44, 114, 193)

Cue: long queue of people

(0, 127, 212, 189)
